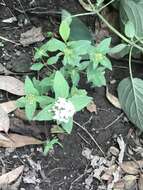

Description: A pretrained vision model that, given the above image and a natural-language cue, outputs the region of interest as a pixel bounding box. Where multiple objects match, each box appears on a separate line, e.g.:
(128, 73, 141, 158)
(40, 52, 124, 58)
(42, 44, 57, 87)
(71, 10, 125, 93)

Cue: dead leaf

(123, 175, 137, 190)
(121, 160, 143, 175)
(106, 87, 121, 109)
(0, 101, 16, 113)
(101, 165, 117, 181)
(20, 27, 45, 46)
(0, 106, 10, 133)
(0, 133, 43, 148)
(0, 76, 24, 96)
(86, 101, 97, 114)
(0, 165, 24, 185)
(138, 173, 143, 190)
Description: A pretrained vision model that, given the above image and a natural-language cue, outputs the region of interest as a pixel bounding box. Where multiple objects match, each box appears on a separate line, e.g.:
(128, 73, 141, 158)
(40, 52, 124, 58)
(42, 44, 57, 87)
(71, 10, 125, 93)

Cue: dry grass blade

(0, 76, 24, 96)
(0, 106, 10, 133)
(0, 165, 24, 185)
(0, 133, 43, 148)
(106, 87, 121, 109)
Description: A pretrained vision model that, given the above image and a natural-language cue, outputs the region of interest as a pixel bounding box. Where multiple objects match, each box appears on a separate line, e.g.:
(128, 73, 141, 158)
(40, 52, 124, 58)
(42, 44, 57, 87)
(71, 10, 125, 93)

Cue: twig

(0, 36, 20, 45)
(99, 113, 124, 130)
(74, 120, 105, 156)
(77, 132, 90, 145)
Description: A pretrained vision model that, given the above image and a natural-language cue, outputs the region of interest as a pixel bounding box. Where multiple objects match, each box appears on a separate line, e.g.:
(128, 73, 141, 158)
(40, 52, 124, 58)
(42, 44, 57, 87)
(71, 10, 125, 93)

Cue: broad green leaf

(47, 38, 66, 52)
(47, 54, 60, 65)
(87, 66, 106, 87)
(31, 63, 44, 71)
(34, 104, 53, 121)
(71, 70, 80, 86)
(16, 97, 26, 108)
(61, 9, 72, 25)
(25, 76, 39, 95)
(59, 20, 70, 42)
(100, 57, 112, 70)
(70, 17, 92, 41)
(54, 71, 69, 98)
(67, 40, 91, 55)
(97, 38, 111, 54)
(37, 96, 54, 108)
(61, 118, 73, 134)
(34, 44, 49, 60)
(78, 61, 89, 71)
(125, 21, 135, 38)
(120, 0, 143, 38)
(69, 95, 92, 111)
(71, 86, 87, 97)
(109, 44, 128, 54)
(25, 101, 36, 120)
(118, 77, 143, 131)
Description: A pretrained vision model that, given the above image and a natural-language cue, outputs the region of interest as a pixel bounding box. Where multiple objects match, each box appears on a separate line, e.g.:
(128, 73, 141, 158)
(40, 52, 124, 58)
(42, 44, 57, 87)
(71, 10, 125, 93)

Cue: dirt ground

(0, 1, 143, 190)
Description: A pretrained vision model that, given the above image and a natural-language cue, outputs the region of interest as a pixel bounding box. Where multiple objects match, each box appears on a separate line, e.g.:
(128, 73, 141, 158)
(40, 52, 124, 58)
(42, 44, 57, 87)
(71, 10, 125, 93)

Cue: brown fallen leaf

(86, 101, 97, 114)
(123, 175, 137, 189)
(0, 133, 43, 148)
(20, 27, 45, 46)
(121, 160, 143, 175)
(0, 76, 24, 96)
(0, 165, 24, 185)
(138, 173, 143, 190)
(106, 87, 121, 109)
(0, 106, 10, 133)
(0, 101, 16, 113)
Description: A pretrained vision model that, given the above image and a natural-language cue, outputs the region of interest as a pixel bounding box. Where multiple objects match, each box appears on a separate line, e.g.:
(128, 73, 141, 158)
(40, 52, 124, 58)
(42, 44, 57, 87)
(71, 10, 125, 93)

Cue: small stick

(0, 36, 20, 45)
(74, 120, 105, 156)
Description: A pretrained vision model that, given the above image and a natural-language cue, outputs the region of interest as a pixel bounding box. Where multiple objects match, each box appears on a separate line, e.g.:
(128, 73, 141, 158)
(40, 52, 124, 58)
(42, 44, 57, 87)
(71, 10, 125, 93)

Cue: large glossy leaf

(118, 77, 143, 130)
(120, 0, 143, 37)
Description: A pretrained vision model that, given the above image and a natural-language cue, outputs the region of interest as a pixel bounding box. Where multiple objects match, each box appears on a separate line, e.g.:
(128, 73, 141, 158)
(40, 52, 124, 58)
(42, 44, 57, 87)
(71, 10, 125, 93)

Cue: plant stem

(71, 7, 143, 52)
(128, 46, 134, 80)
(95, 11, 143, 52)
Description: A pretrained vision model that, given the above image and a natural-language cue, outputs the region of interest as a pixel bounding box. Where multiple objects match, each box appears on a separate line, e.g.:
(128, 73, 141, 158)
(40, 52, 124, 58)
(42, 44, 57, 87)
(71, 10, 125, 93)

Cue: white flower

(52, 97, 75, 123)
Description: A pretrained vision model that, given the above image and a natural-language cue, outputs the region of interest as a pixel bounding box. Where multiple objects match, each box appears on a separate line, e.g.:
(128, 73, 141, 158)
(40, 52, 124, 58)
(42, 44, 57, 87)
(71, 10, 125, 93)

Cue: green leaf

(70, 17, 92, 41)
(109, 44, 128, 54)
(61, 9, 72, 25)
(118, 77, 143, 131)
(120, 0, 142, 37)
(34, 44, 49, 60)
(125, 21, 135, 38)
(100, 57, 112, 70)
(25, 76, 39, 95)
(37, 96, 54, 108)
(25, 101, 36, 120)
(67, 40, 91, 55)
(16, 97, 26, 108)
(59, 20, 70, 42)
(54, 71, 69, 98)
(47, 54, 60, 65)
(44, 138, 62, 155)
(97, 38, 111, 54)
(31, 63, 44, 71)
(69, 95, 92, 112)
(34, 104, 53, 121)
(78, 61, 89, 71)
(61, 118, 73, 134)
(87, 66, 106, 87)
(70, 70, 80, 86)
(47, 38, 66, 52)
(70, 86, 87, 97)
